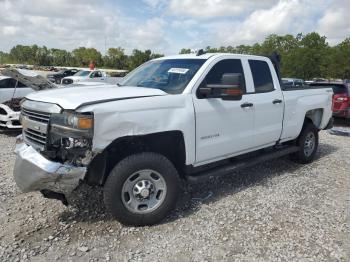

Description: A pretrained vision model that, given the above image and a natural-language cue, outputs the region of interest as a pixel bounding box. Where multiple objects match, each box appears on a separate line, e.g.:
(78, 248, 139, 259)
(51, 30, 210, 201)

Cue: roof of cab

(155, 53, 271, 61)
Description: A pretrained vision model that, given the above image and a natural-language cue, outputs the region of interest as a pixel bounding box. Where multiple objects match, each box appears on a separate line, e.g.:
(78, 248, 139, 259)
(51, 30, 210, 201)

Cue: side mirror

(198, 73, 244, 100)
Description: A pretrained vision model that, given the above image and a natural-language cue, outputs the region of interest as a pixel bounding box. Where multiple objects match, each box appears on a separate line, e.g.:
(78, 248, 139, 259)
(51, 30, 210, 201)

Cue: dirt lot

(0, 126, 349, 261)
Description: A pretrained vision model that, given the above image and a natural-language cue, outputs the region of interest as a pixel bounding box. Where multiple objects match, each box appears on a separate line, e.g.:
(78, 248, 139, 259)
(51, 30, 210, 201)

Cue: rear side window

(17, 81, 27, 88)
(249, 60, 274, 92)
(204, 59, 246, 93)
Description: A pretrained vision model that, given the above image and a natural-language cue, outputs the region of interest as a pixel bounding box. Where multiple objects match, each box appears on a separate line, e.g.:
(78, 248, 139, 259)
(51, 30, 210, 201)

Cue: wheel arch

(85, 130, 186, 186)
(305, 108, 323, 129)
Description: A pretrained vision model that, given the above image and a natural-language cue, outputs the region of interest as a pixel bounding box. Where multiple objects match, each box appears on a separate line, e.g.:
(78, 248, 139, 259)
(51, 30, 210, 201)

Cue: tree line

(183, 32, 350, 80)
(0, 32, 349, 79)
(0, 46, 163, 71)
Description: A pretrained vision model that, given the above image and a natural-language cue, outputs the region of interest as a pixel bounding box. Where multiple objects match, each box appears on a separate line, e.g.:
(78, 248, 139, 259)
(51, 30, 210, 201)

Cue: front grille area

(21, 107, 50, 150)
(24, 129, 47, 147)
(22, 108, 50, 123)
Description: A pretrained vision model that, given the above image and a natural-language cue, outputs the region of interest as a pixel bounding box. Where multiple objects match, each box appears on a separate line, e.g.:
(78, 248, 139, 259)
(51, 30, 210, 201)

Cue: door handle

(272, 99, 283, 104)
(241, 102, 253, 108)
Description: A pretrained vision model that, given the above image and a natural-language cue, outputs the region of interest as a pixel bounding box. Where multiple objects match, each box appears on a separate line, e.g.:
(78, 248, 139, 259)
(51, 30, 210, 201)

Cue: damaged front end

(14, 100, 95, 203)
(0, 99, 22, 129)
(14, 137, 86, 195)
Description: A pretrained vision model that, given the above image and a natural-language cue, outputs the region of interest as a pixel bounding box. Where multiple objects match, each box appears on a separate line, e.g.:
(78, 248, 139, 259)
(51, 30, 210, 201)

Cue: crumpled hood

(26, 85, 167, 110)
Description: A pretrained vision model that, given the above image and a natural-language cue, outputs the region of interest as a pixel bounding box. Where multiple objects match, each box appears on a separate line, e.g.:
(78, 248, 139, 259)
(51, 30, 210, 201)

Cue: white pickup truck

(61, 69, 107, 85)
(14, 53, 333, 226)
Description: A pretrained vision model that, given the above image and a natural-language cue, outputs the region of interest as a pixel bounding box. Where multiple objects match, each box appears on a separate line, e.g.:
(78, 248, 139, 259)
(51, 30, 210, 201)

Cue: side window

(91, 71, 102, 78)
(4, 79, 16, 88)
(249, 60, 275, 93)
(2, 79, 28, 88)
(202, 59, 246, 93)
(0, 79, 9, 88)
(295, 80, 303, 87)
(8, 79, 21, 88)
(17, 81, 27, 88)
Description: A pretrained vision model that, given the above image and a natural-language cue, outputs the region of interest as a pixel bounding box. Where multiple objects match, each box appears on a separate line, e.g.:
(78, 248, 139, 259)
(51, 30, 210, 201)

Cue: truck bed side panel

(280, 88, 333, 142)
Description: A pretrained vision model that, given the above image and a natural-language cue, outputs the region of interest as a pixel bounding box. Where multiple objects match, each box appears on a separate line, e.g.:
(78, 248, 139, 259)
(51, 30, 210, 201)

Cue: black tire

(103, 152, 180, 226)
(290, 123, 319, 164)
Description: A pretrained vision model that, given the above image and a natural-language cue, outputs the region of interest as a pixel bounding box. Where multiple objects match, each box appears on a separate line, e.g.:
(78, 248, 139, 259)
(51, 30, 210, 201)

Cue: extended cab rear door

(245, 59, 284, 147)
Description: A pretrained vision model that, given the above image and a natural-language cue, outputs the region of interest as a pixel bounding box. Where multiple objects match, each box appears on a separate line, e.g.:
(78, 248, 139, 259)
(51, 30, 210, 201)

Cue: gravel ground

(0, 125, 349, 261)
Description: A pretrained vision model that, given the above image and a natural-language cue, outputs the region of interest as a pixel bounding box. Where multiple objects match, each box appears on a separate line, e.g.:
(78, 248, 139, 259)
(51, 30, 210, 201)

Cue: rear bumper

(333, 108, 350, 119)
(13, 136, 86, 194)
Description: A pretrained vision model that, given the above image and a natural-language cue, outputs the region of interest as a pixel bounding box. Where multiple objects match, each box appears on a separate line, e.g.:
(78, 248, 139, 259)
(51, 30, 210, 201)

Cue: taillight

(336, 97, 348, 102)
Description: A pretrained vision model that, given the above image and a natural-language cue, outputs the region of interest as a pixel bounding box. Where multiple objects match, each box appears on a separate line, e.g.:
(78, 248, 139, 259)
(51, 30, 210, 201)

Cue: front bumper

(13, 136, 86, 195)
(0, 104, 21, 129)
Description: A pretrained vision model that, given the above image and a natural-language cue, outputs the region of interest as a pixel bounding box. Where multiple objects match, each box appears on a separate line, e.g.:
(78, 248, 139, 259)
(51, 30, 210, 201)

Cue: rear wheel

(103, 152, 180, 226)
(290, 123, 319, 164)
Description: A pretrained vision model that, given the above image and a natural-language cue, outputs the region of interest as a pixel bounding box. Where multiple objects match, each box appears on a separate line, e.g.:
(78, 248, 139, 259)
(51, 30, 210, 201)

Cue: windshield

(75, 70, 91, 77)
(119, 59, 206, 94)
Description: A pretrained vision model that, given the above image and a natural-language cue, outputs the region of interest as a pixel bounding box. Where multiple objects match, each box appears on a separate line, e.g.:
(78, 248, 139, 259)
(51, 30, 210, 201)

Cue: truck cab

(13, 53, 333, 226)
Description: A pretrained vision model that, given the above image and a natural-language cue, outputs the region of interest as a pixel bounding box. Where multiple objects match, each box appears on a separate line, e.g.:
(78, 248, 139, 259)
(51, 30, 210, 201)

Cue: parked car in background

(0, 69, 57, 129)
(313, 78, 328, 82)
(61, 70, 107, 85)
(0, 76, 33, 129)
(282, 78, 305, 88)
(310, 82, 350, 119)
(0, 76, 33, 104)
(46, 69, 79, 84)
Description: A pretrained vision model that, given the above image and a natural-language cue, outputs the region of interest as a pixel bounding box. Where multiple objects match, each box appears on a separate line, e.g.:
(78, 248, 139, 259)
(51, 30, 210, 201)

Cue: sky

(0, 0, 349, 55)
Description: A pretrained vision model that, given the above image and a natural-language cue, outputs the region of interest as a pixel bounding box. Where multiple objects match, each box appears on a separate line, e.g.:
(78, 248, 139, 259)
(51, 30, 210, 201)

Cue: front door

(193, 58, 255, 165)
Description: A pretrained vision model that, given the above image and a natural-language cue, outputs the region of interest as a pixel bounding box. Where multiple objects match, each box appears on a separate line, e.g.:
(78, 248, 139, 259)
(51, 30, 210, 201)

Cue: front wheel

(290, 123, 319, 164)
(103, 152, 180, 226)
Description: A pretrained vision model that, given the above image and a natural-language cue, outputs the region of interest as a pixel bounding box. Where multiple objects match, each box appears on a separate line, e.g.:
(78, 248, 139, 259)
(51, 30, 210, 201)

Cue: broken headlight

(48, 111, 94, 164)
(50, 111, 94, 138)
